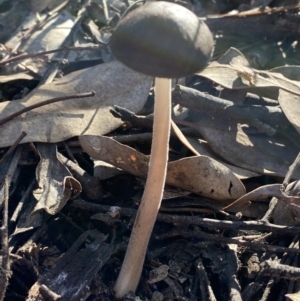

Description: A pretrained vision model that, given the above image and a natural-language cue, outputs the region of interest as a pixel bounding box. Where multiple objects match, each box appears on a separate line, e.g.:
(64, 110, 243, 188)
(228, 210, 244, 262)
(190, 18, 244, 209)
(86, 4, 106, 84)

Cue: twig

(0, 91, 95, 126)
(259, 279, 274, 301)
(39, 284, 61, 301)
(245, 236, 300, 301)
(40, 0, 93, 85)
(283, 152, 300, 187)
(286, 255, 299, 295)
(0, 0, 70, 62)
(10, 179, 36, 223)
(0, 146, 23, 209)
(0, 132, 27, 165)
(111, 105, 153, 129)
(210, 3, 300, 17)
(15, 225, 48, 255)
(62, 141, 77, 163)
(72, 199, 300, 234)
(261, 259, 300, 279)
(242, 282, 264, 301)
(156, 228, 300, 255)
(0, 45, 104, 66)
(101, 0, 109, 23)
(0, 177, 11, 301)
(196, 259, 217, 301)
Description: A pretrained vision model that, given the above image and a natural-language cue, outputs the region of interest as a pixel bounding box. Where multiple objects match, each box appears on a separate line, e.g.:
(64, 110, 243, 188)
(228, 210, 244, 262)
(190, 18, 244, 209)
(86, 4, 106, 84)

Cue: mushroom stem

(114, 78, 171, 298)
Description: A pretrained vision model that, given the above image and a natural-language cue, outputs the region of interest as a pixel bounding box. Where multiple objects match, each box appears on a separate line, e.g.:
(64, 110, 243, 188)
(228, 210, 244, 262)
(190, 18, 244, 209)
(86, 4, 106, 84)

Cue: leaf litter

(0, 1, 300, 301)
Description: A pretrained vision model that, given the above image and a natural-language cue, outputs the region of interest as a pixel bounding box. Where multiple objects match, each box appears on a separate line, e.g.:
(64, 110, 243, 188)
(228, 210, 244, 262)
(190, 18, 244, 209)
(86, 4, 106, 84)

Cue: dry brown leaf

(0, 61, 152, 147)
(33, 143, 82, 215)
(79, 135, 245, 201)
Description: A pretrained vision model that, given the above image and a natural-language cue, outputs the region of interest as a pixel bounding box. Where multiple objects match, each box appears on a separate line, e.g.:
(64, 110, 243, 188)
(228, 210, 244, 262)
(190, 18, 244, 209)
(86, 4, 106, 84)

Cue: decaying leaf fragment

(33, 143, 81, 215)
(79, 135, 245, 201)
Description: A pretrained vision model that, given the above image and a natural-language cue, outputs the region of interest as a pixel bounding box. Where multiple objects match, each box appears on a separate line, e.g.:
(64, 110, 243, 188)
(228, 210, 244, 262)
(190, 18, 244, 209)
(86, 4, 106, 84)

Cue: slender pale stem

(114, 78, 171, 298)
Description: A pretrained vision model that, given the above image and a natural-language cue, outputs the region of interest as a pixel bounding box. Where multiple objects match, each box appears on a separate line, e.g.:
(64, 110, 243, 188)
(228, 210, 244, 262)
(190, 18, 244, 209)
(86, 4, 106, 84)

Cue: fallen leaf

(33, 143, 82, 215)
(279, 90, 300, 135)
(167, 156, 245, 201)
(79, 135, 246, 201)
(26, 231, 113, 301)
(182, 111, 299, 178)
(0, 61, 152, 147)
(223, 183, 300, 211)
(186, 137, 260, 179)
(272, 181, 300, 226)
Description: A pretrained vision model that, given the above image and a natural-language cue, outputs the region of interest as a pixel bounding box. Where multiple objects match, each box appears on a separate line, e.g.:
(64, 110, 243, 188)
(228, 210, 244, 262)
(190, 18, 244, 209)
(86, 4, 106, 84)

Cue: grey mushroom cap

(110, 1, 214, 78)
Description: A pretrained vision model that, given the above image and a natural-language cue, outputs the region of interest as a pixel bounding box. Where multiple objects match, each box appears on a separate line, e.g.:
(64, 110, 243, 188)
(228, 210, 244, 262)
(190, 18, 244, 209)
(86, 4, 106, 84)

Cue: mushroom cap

(110, 1, 214, 78)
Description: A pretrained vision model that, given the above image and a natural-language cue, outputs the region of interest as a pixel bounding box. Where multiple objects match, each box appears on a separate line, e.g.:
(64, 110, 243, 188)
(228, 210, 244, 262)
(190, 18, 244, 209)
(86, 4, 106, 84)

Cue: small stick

(0, 177, 10, 301)
(196, 259, 217, 301)
(0, 91, 95, 126)
(0, 132, 27, 165)
(10, 179, 36, 223)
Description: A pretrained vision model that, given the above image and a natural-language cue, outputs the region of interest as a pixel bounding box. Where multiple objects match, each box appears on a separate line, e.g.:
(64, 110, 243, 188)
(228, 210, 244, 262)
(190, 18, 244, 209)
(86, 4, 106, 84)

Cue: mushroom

(110, 1, 214, 298)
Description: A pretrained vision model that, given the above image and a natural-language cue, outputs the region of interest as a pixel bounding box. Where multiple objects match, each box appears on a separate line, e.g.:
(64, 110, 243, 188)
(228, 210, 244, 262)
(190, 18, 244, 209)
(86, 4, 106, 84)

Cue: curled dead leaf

(33, 143, 82, 215)
(79, 135, 246, 202)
